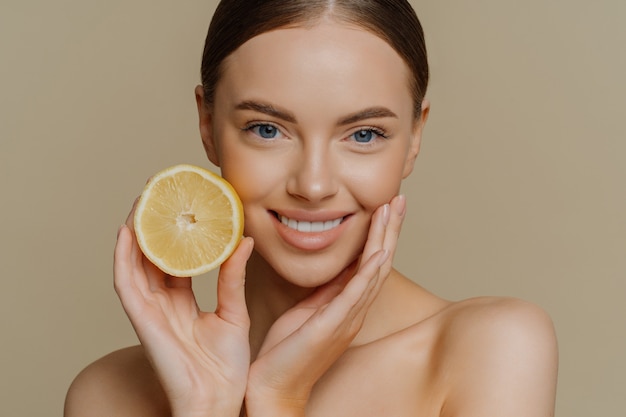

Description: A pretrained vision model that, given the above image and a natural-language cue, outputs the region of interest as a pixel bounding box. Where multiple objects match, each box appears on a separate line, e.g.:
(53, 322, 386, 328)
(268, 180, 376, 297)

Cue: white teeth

(311, 222, 324, 232)
(280, 215, 343, 232)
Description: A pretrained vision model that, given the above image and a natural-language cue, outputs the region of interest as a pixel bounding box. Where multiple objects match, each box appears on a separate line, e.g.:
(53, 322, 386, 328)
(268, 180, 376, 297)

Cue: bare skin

(65, 21, 558, 417)
(66, 274, 557, 417)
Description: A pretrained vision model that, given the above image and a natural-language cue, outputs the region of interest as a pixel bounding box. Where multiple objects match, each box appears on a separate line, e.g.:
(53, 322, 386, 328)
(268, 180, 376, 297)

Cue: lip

(269, 209, 352, 251)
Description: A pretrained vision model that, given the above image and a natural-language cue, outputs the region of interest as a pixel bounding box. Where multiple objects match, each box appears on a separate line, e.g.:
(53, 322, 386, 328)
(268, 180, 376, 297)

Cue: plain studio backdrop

(1, 1, 624, 415)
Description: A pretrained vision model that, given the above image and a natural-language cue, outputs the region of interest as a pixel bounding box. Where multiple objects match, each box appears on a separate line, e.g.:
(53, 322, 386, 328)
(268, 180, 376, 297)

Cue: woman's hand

(244, 195, 407, 417)
(113, 201, 254, 417)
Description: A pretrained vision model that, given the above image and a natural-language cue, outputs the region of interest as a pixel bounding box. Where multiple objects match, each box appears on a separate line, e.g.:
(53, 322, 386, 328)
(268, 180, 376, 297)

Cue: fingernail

(395, 194, 407, 216)
(117, 224, 126, 237)
(382, 204, 390, 226)
(241, 237, 255, 258)
(378, 249, 390, 266)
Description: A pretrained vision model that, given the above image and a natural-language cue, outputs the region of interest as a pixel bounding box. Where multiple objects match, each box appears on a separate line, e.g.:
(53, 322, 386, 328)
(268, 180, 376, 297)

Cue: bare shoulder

(438, 296, 557, 344)
(64, 345, 169, 417)
(434, 297, 558, 416)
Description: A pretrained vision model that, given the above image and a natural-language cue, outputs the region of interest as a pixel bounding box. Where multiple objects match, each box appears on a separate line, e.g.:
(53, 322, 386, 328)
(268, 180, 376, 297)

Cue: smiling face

(197, 21, 428, 287)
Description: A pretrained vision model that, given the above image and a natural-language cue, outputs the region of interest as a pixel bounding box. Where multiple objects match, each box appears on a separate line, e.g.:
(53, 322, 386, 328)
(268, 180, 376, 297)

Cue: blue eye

(250, 123, 280, 139)
(352, 129, 375, 143)
(351, 128, 387, 143)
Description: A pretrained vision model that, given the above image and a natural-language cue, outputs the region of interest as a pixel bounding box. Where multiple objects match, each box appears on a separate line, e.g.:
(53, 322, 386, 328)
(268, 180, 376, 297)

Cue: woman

(65, 1, 558, 416)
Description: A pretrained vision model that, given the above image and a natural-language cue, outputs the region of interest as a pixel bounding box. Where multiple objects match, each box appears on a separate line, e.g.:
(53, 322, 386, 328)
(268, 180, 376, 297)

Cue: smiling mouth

(271, 211, 345, 233)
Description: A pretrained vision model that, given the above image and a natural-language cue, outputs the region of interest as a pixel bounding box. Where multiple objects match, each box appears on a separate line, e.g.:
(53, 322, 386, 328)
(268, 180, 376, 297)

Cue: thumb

(215, 237, 254, 327)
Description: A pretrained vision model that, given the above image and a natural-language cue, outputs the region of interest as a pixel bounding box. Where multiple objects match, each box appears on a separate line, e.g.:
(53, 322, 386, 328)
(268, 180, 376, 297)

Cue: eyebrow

(235, 100, 297, 123)
(234, 100, 397, 125)
(338, 107, 398, 125)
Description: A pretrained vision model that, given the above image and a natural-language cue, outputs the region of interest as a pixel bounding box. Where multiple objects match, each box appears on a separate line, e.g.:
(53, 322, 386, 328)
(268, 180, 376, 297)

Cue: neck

(242, 251, 447, 360)
(244, 250, 316, 358)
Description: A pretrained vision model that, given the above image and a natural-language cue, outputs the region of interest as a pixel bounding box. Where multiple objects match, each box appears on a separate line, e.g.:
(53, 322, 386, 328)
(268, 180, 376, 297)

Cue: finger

(360, 203, 390, 266)
(319, 249, 389, 326)
(384, 194, 406, 249)
(355, 197, 406, 314)
(125, 198, 145, 271)
(125, 177, 153, 227)
(114, 224, 150, 316)
(215, 237, 254, 327)
(348, 248, 389, 309)
(326, 203, 390, 324)
(377, 194, 406, 278)
(283, 250, 387, 359)
(113, 225, 132, 296)
(125, 196, 140, 232)
(122, 195, 169, 292)
(339, 197, 406, 318)
(347, 201, 393, 304)
(351, 257, 387, 326)
(255, 250, 388, 382)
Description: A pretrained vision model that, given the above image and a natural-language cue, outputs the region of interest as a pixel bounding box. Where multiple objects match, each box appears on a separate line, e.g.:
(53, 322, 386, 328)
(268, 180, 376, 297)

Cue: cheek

(343, 152, 406, 210)
(221, 157, 266, 203)
(218, 144, 285, 207)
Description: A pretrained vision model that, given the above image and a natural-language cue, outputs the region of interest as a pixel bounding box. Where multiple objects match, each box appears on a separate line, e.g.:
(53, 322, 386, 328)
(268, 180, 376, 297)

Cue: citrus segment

(134, 164, 244, 277)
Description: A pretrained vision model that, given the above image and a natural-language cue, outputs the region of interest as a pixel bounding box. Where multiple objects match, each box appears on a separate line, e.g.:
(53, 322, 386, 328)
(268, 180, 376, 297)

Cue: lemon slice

(134, 164, 244, 277)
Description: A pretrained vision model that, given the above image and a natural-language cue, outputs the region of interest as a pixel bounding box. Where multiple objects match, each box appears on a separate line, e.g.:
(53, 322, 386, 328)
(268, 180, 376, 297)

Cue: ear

(402, 99, 430, 178)
(195, 85, 220, 167)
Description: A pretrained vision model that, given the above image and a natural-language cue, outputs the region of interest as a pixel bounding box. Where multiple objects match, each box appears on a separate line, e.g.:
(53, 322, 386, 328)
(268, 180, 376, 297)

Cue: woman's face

(199, 21, 428, 287)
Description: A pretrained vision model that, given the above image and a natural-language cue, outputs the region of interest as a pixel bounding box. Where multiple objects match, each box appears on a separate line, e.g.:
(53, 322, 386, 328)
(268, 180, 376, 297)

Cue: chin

(267, 249, 361, 289)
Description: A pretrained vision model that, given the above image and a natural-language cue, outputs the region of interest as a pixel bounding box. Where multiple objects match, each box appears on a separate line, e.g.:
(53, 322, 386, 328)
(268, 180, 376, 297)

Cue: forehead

(215, 21, 414, 121)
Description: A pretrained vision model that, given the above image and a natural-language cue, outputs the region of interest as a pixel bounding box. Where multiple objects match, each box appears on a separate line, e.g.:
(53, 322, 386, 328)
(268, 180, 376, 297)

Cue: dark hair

(200, 0, 428, 118)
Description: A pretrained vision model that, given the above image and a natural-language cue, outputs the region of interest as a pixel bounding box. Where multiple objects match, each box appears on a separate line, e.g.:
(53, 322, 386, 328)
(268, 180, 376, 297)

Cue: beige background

(1, 0, 624, 415)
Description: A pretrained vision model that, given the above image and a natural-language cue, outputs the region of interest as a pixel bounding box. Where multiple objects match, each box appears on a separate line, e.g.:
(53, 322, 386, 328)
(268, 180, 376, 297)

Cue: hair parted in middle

(200, 0, 429, 118)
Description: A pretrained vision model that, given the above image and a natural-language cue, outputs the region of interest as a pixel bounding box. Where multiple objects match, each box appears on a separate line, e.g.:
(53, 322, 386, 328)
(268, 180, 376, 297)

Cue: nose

(286, 140, 338, 203)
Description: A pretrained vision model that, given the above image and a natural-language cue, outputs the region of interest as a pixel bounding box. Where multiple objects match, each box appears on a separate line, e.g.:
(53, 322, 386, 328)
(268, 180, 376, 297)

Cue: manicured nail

(382, 203, 390, 226)
(395, 194, 407, 216)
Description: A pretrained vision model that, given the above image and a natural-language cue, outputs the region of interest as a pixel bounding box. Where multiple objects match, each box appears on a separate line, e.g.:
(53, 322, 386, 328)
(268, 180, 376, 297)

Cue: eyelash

(241, 122, 284, 140)
(351, 126, 389, 140)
